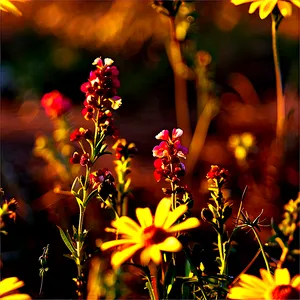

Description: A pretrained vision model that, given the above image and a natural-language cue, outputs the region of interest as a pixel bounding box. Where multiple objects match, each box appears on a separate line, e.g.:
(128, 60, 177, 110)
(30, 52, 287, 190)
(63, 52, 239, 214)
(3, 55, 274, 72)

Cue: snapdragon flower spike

(153, 128, 188, 183)
(80, 57, 122, 114)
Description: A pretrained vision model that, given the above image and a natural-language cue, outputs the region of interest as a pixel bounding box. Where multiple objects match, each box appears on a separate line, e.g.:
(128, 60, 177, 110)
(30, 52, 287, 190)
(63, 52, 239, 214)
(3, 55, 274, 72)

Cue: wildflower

(0, 197, 18, 230)
(231, 0, 300, 19)
(152, 129, 188, 183)
(228, 268, 300, 299)
(41, 90, 71, 118)
(70, 128, 92, 142)
(112, 139, 137, 161)
(69, 152, 81, 164)
(81, 57, 121, 110)
(0, 0, 27, 16)
(0, 277, 31, 300)
(80, 153, 92, 167)
(100, 197, 200, 268)
(206, 165, 230, 184)
(278, 193, 300, 237)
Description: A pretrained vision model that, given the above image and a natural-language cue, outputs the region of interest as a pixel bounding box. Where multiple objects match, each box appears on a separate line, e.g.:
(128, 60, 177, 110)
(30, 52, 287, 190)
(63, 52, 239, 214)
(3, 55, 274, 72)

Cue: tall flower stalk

(58, 57, 121, 299)
(271, 13, 285, 140)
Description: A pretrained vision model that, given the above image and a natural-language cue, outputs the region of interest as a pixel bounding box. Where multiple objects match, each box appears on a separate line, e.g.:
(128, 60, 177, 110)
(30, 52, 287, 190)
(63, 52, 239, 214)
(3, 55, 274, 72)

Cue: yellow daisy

(100, 197, 200, 268)
(228, 268, 300, 299)
(0, 0, 28, 16)
(231, 0, 300, 19)
(0, 277, 31, 300)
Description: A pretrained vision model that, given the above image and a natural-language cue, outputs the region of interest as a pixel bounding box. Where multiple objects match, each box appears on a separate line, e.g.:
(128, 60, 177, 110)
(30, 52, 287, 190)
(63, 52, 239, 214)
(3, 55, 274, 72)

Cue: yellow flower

(100, 198, 200, 268)
(228, 268, 300, 299)
(0, 277, 31, 300)
(231, 0, 300, 19)
(0, 0, 28, 16)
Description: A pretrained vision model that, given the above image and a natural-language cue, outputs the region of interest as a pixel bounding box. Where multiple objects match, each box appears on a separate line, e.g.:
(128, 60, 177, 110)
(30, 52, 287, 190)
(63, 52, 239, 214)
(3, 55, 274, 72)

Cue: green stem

(183, 249, 208, 300)
(217, 231, 225, 275)
(252, 228, 270, 273)
(271, 14, 285, 140)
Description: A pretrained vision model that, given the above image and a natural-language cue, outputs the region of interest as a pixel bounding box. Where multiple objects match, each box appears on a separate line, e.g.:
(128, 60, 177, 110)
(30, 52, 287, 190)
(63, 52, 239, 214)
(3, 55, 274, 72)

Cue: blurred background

(0, 0, 299, 298)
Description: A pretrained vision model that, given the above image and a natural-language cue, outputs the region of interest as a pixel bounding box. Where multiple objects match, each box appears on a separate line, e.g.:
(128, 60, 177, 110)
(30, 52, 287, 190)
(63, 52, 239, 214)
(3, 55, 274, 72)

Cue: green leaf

(57, 226, 76, 254)
(84, 189, 99, 208)
(63, 254, 77, 261)
(163, 262, 176, 299)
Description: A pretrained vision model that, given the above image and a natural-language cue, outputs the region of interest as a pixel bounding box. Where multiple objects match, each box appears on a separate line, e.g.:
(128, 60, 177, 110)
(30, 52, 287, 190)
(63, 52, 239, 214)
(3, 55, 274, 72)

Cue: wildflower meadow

(0, 1, 299, 299)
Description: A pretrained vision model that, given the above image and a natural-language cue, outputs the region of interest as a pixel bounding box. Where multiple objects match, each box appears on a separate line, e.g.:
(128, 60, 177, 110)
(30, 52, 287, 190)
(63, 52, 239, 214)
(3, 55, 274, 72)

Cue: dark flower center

(143, 225, 169, 247)
(272, 285, 300, 300)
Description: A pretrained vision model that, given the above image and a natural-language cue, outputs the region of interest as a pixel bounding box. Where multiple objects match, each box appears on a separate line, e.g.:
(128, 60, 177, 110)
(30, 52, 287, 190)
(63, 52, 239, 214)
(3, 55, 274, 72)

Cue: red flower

(80, 153, 92, 167)
(206, 165, 230, 182)
(41, 90, 71, 118)
(70, 128, 93, 142)
(70, 152, 80, 164)
(82, 105, 95, 120)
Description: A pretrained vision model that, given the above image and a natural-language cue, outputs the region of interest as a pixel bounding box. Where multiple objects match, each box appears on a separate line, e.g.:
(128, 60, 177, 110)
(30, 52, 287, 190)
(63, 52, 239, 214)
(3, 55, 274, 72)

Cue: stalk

(252, 228, 270, 273)
(271, 14, 285, 140)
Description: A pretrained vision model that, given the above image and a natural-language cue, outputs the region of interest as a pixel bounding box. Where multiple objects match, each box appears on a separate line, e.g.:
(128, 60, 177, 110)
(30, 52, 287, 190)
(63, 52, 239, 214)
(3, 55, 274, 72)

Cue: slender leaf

(57, 226, 76, 254)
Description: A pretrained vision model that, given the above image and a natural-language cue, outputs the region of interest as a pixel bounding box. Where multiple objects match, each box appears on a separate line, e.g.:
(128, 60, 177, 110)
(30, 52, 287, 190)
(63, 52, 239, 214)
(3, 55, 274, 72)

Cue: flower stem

(252, 228, 270, 273)
(271, 14, 285, 140)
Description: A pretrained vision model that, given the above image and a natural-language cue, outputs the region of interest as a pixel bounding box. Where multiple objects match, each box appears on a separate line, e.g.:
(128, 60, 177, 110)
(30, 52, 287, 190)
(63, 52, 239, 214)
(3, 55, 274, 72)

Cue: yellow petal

(290, 0, 300, 8)
(163, 204, 188, 230)
(154, 198, 171, 227)
(274, 268, 290, 285)
(157, 236, 182, 252)
(140, 247, 151, 265)
(136, 207, 153, 228)
(0, 278, 24, 296)
(239, 274, 268, 290)
(260, 269, 275, 286)
(259, 0, 277, 19)
(231, 0, 256, 5)
(0, 0, 22, 16)
(168, 217, 200, 233)
(111, 243, 143, 268)
(112, 217, 140, 237)
(1, 295, 31, 300)
(149, 245, 162, 264)
(249, 1, 263, 14)
(228, 286, 264, 299)
(100, 239, 136, 251)
(278, 1, 292, 17)
(291, 275, 300, 288)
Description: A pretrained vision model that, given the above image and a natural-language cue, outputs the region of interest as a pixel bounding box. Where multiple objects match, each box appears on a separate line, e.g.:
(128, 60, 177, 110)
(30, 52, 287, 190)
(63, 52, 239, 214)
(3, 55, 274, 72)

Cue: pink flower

(155, 130, 169, 141)
(172, 128, 183, 140)
(152, 141, 169, 158)
(41, 90, 71, 118)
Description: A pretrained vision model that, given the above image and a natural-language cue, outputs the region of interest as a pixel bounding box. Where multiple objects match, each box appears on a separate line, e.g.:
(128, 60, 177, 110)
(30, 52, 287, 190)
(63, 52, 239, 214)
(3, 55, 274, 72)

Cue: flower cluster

(112, 139, 138, 215)
(89, 168, 116, 201)
(152, 128, 188, 183)
(41, 90, 72, 118)
(206, 165, 230, 188)
(278, 193, 300, 237)
(80, 57, 121, 118)
(0, 189, 18, 232)
(100, 197, 200, 268)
